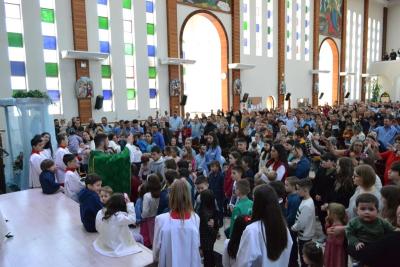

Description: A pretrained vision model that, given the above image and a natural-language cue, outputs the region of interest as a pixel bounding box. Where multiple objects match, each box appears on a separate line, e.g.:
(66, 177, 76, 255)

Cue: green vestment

(88, 148, 131, 194)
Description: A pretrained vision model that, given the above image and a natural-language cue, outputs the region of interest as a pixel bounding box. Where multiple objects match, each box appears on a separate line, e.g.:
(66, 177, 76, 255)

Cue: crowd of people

(28, 101, 400, 267)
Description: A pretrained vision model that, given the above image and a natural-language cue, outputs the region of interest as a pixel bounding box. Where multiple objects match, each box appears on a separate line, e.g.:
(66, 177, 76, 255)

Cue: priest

(89, 133, 131, 194)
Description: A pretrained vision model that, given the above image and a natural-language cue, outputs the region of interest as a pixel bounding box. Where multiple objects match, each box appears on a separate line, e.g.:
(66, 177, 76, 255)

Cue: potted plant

(370, 79, 382, 103)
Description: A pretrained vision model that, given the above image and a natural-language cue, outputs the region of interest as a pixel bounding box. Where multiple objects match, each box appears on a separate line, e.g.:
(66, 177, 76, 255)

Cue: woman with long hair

(41, 132, 54, 159)
(204, 132, 224, 172)
(236, 184, 292, 266)
(153, 179, 201, 267)
(381, 185, 400, 226)
(265, 144, 288, 181)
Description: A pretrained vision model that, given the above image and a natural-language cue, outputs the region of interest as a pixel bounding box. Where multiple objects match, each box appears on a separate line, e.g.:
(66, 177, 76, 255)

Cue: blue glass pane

(305, 20, 309, 27)
(100, 41, 110, 53)
(243, 3, 248, 12)
(305, 48, 309, 54)
(256, 24, 260, 32)
(147, 45, 156, 57)
(43, 36, 57, 50)
(149, 88, 157, 98)
(267, 42, 271, 49)
(287, 45, 290, 52)
(267, 11, 271, 18)
(296, 32, 300, 40)
(10, 61, 26, 76)
(47, 90, 60, 101)
(98, 0, 107, 5)
(244, 38, 248, 46)
(103, 90, 112, 100)
(287, 16, 290, 23)
(146, 1, 154, 13)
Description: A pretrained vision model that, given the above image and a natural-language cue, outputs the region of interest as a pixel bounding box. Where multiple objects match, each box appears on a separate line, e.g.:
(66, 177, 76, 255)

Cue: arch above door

(319, 38, 340, 106)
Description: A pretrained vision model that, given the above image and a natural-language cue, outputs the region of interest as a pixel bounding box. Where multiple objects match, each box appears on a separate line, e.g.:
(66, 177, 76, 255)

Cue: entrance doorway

(181, 12, 229, 115)
(318, 38, 339, 106)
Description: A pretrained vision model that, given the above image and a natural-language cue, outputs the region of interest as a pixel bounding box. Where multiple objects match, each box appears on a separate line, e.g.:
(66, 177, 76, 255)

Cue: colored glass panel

(41, 8, 55, 23)
(101, 65, 111, 78)
(98, 0, 107, 5)
(47, 90, 60, 101)
(148, 67, 156, 78)
(147, 45, 156, 57)
(8, 32, 23, 47)
(43, 36, 57, 50)
(149, 89, 157, 98)
(127, 89, 136, 100)
(146, 1, 154, 13)
(123, 0, 131, 9)
(103, 90, 112, 100)
(125, 43, 134, 55)
(147, 23, 155, 35)
(98, 16, 109, 29)
(10, 61, 25, 76)
(100, 41, 110, 53)
(45, 63, 58, 77)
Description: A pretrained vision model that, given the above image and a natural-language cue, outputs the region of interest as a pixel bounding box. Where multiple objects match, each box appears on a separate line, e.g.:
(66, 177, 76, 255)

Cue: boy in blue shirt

(78, 174, 103, 232)
(39, 159, 62, 194)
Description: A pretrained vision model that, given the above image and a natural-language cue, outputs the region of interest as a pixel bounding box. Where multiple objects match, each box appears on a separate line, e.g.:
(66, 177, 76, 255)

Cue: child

(227, 179, 253, 238)
(149, 146, 165, 178)
(78, 174, 103, 232)
(29, 135, 46, 188)
(222, 215, 251, 267)
(291, 178, 316, 267)
(99, 186, 113, 204)
(284, 176, 302, 267)
(138, 155, 150, 180)
(224, 152, 241, 213)
(324, 202, 347, 267)
(302, 241, 323, 267)
(63, 154, 84, 202)
(228, 165, 244, 211)
(39, 159, 61, 194)
(140, 174, 161, 248)
(135, 183, 147, 225)
(345, 193, 395, 264)
(94, 193, 141, 257)
(194, 175, 209, 214)
(54, 133, 70, 184)
(198, 189, 219, 267)
(208, 160, 224, 226)
(130, 164, 141, 203)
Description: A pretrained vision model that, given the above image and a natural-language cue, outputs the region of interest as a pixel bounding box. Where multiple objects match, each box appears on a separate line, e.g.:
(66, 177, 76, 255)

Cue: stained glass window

(243, 0, 250, 55)
(123, 0, 137, 110)
(97, 0, 113, 112)
(295, 0, 301, 60)
(266, 0, 274, 58)
(5, 0, 27, 92)
(40, 0, 62, 114)
(146, 0, 158, 109)
(255, 0, 262, 56)
(304, 0, 310, 61)
(286, 0, 292, 60)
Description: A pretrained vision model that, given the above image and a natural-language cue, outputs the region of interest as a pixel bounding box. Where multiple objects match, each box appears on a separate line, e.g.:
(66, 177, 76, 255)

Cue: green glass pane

(98, 16, 109, 30)
(127, 88, 136, 100)
(102, 65, 111, 78)
(123, 0, 132, 9)
(41, 8, 55, 23)
(8, 32, 23, 47)
(243, 21, 248, 30)
(305, 35, 308, 42)
(287, 31, 291, 38)
(124, 43, 134, 55)
(148, 67, 156, 79)
(267, 27, 271, 34)
(45, 63, 58, 77)
(287, 1, 290, 8)
(147, 23, 155, 35)
(305, 6, 308, 13)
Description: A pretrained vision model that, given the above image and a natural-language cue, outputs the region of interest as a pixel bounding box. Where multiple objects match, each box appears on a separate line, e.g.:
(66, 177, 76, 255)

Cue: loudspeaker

(319, 92, 324, 99)
(241, 93, 249, 103)
(94, 95, 104, 110)
(285, 93, 291, 101)
(345, 92, 350, 99)
(180, 94, 187, 106)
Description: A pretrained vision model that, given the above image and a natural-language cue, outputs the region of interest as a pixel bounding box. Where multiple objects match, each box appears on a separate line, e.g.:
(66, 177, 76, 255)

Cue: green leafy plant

(370, 79, 382, 103)
(12, 90, 51, 102)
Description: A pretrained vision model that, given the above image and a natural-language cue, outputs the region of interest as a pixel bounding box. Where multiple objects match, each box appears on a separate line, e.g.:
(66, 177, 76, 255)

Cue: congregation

(29, 101, 400, 267)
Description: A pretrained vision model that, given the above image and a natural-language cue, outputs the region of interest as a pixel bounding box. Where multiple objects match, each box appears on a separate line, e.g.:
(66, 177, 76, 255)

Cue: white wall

(387, 3, 400, 53)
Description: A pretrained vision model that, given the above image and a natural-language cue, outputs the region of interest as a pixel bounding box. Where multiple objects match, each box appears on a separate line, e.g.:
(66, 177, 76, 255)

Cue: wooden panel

(0, 134, 5, 194)
(78, 98, 92, 123)
(382, 7, 388, 61)
(312, 0, 320, 106)
(361, 0, 369, 102)
(0, 189, 153, 266)
(71, 0, 91, 122)
(277, 0, 285, 108)
(231, 0, 241, 111)
(339, 0, 348, 105)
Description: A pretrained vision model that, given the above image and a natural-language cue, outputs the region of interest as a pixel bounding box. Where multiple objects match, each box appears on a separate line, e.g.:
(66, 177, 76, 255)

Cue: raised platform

(0, 189, 153, 267)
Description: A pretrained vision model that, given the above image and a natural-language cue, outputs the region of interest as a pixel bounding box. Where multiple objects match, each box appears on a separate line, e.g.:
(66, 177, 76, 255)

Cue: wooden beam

(277, 0, 285, 108)
(312, 0, 320, 106)
(339, 0, 348, 105)
(382, 7, 388, 59)
(361, 0, 369, 102)
(231, 0, 241, 111)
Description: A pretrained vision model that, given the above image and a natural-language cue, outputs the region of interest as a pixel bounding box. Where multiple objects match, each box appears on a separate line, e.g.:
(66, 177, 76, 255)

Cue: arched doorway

(266, 96, 275, 110)
(180, 12, 229, 115)
(318, 38, 339, 106)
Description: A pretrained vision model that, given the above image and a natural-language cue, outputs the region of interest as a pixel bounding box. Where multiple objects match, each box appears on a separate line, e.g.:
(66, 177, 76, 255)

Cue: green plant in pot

(370, 79, 382, 103)
(12, 90, 52, 103)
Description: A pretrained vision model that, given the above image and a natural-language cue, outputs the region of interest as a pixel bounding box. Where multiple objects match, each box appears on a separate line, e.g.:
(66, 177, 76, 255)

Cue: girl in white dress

(153, 179, 201, 267)
(94, 193, 142, 257)
(236, 184, 293, 267)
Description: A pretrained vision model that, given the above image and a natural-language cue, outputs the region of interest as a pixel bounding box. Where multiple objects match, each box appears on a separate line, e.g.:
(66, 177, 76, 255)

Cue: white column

(133, 0, 150, 119)
(55, 0, 78, 118)
(109, 0, 127, 120)
(0, 0, 12, 98)
(21, 0, 46, 92)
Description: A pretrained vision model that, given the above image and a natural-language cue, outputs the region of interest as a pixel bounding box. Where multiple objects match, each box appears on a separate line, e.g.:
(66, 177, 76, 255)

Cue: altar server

(29, 135, 46, 188)
(54, 133, 70, 184)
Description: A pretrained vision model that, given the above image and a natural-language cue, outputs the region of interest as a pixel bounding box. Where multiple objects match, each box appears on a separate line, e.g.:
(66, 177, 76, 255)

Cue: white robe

(109, 140, 121, 154)
(235, 221, 293, 267)
(64, 170, 84, 202)
(40, 148, 53, 159)
(126, 144, 142, 163)
(153, 212, 201, 267)
(94, 203, 142, 257)
(222, 239, 237, 267)
(54, 147, 70, 183)
(29, 153, 46, 188)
